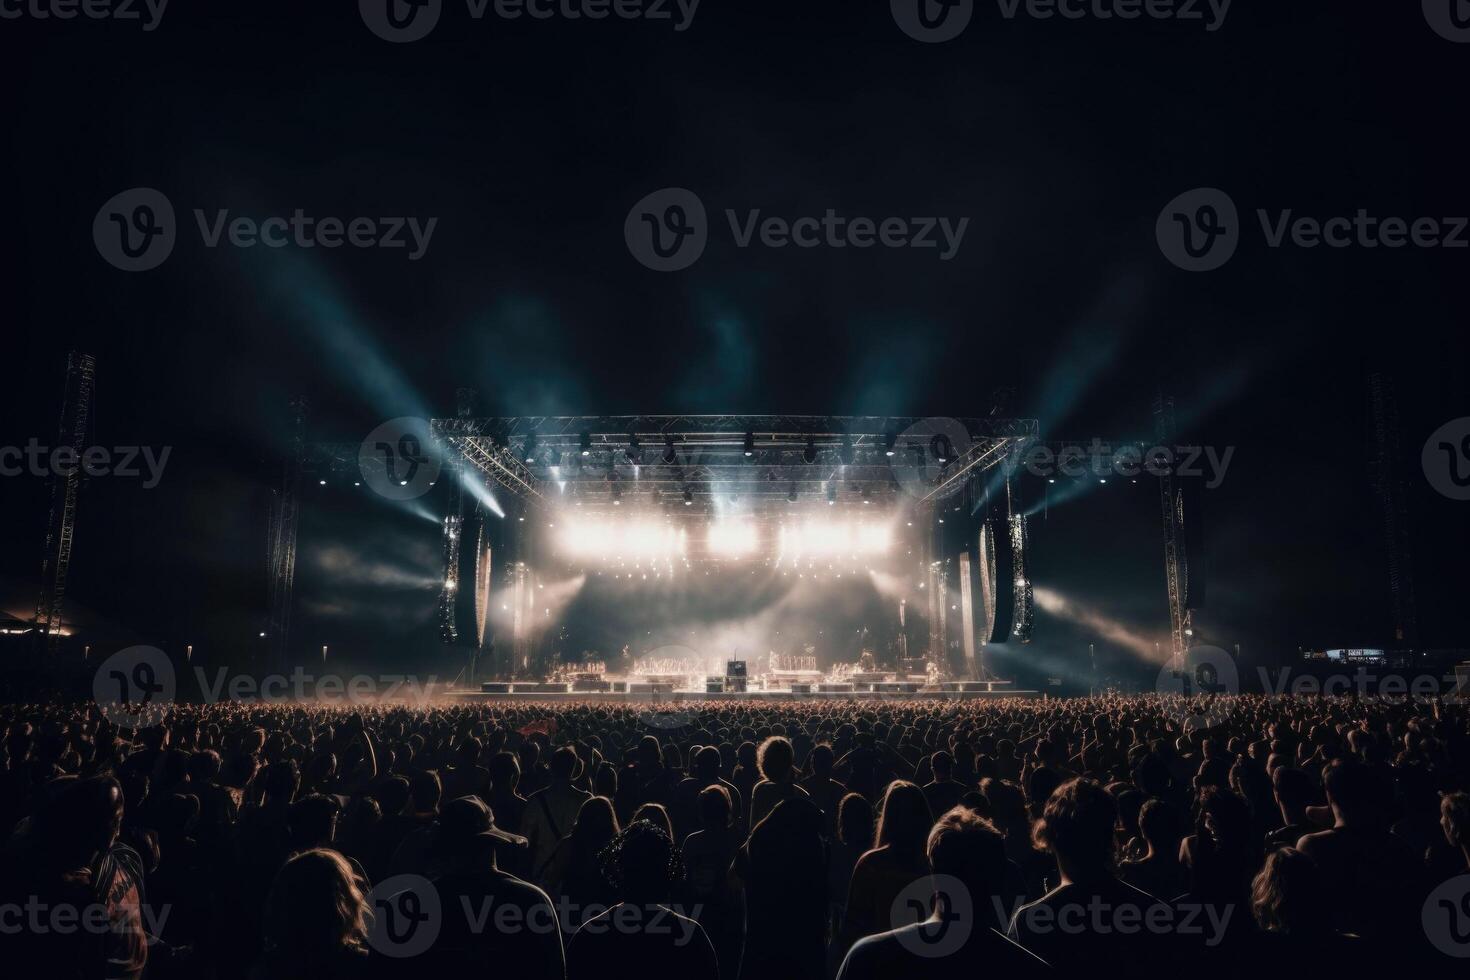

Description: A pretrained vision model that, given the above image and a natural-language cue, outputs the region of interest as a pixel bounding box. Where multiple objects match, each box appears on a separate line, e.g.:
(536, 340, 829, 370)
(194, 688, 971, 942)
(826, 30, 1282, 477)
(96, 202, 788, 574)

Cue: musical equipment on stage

(572, 677, 612, 692)
(726, 658, 747, 693)
(706, 676, 725, 694)
(790, 683, 812, 694)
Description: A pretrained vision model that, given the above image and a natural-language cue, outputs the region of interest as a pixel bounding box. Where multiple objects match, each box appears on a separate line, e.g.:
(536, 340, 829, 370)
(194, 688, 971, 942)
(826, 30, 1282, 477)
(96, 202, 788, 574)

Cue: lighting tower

(266, 397, 307, 672)
(1153, 392, 1191, 672)
(36, 351, 96, 651)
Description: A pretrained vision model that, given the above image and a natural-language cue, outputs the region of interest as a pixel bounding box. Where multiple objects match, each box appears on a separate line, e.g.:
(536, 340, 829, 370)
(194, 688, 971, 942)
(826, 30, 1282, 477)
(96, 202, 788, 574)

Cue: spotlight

(663, 437, 677, 464)
(523, 433, 538, 464)
(803, 437, 818, 464)
(683, 489, 693, 506)
(883, 431, 897, 457)
(318, 479, 326, 486)
(743, 431, 755, 457)
(579, 432, 592, 456)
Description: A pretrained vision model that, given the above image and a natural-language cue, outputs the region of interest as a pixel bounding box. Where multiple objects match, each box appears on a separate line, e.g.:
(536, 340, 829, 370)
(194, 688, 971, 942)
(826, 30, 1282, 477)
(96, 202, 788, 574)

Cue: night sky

(2, 2, 1467, 682)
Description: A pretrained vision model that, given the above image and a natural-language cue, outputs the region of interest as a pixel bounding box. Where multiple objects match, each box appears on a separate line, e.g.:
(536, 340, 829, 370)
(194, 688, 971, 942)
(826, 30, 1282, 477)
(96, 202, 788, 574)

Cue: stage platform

(446, 689, 1040, 703)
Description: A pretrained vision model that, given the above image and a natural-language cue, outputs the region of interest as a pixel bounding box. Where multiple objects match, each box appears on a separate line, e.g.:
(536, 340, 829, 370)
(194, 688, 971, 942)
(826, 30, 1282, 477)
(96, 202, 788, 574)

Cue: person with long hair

(544, 795, 621, 930)
(749, 736, 811, 829)
(253, 849, 370, 980)
(837, 780, 933, 958)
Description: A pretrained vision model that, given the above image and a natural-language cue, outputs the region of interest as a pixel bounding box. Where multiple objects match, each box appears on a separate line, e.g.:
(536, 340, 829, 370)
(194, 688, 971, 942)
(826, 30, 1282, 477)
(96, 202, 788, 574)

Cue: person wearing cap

(421, 795, 565, 979)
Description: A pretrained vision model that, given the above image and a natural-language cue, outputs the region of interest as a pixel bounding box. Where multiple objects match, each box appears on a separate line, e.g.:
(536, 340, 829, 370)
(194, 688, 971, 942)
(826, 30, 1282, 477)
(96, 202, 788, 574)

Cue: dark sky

(3, 2, 1467, 679)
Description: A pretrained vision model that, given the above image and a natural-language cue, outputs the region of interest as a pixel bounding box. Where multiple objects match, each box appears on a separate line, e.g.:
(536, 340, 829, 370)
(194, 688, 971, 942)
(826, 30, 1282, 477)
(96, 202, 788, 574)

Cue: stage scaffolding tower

(36, 351, 96, 651)
(266, 397, 307, 672)
(1153, 393, 1192, 672)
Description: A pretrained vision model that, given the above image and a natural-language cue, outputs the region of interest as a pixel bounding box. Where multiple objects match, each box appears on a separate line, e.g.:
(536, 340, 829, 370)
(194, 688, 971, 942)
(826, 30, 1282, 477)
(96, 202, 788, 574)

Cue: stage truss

(427, 415, 1039, 521)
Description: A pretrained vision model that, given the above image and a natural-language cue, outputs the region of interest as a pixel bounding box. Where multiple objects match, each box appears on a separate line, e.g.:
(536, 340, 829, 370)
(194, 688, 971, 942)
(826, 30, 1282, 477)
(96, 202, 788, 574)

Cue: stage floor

(447, 689, 1040, 702)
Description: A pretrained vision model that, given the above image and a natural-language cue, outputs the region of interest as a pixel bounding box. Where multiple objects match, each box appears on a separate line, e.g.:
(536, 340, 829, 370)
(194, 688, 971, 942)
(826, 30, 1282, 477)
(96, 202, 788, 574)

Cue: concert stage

(449, 686, 1039, 703)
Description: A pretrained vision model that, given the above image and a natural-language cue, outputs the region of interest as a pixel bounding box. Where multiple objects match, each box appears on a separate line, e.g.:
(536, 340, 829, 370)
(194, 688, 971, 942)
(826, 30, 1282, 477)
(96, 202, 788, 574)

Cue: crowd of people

(1, 692, 1467, 979)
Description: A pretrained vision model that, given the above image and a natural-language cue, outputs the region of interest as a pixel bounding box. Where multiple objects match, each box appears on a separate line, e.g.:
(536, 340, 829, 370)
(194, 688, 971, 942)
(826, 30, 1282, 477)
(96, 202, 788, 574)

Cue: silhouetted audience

(2, 693, 1466, 978)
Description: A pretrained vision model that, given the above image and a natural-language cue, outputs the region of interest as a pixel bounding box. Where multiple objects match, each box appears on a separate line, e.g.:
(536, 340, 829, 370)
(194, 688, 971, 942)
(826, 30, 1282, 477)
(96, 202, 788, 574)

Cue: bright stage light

(708, 520, 758, 557)
(779, 519, 893, 559)
(555, 519, 687, 562)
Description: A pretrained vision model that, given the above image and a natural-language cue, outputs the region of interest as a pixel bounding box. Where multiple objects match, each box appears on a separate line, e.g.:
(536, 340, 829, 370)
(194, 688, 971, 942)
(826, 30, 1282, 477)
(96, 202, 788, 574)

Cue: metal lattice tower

(1153, 393, 1192, 671)
(266, 397, 307, 670)
(36, 351, 96, 650)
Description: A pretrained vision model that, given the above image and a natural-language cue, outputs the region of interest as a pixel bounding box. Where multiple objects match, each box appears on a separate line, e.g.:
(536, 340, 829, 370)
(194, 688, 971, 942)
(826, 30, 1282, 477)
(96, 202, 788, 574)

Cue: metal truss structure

(266, 397, 307, 671)
(428, 415, 1039, 519)
(36, 351, 95, 649)
(1153, 393, 1192, 672)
